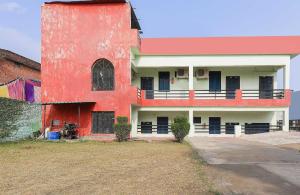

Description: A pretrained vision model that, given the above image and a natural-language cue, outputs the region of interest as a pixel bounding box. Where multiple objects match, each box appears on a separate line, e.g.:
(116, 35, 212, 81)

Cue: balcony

(137, 89, 291, 107)
(137, 124, 172, 134)
(136, 123, 283, 136)
(194, 124, 282, 135)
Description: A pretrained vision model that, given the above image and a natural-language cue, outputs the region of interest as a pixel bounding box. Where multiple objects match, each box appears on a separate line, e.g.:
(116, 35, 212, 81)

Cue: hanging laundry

(0, 85, 9, 98)
(34, 86, 41, 103)
(25, 80, 35, 103)
(7, 79, 25, 101)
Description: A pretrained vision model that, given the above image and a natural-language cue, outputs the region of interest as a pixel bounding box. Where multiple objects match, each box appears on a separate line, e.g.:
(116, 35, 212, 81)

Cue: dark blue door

(209, 117, 221, 134)
(209, 71, 221, 92)
(141, 77, 154, 99)
(226, 76, 240, 99)
(259, 76, 273, 99)
(245, 123, 270, 134)
(225, 122, 239, 134)
(159, 72, 170, 91)
(157, 117, 169, 134)
(141, 122, 152, 134)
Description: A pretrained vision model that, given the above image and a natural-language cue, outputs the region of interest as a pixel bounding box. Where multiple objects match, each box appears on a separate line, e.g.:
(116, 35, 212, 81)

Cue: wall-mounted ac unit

(175, 69, 188, 79)
(195, 69, 208, 79)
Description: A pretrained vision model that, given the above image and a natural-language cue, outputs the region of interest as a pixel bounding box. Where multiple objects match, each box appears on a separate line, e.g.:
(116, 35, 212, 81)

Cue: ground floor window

(225, 122, 239, 134)
(92, 112, 115, 134)
(244, 123, 270, 134)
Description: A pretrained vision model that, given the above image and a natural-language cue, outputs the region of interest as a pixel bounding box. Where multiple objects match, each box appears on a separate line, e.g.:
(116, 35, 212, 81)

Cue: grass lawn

(0, 140, 217, 195)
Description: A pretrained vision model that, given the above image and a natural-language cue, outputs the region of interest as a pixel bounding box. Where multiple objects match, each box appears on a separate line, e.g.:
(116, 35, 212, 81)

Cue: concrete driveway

(189, 137, 300, 195)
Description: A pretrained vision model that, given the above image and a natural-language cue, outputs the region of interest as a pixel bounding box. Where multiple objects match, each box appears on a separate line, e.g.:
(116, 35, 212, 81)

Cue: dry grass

(0, 140, 216, 195)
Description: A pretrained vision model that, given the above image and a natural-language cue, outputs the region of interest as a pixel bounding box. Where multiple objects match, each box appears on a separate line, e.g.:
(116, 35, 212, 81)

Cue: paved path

(189, 137, 300, 195)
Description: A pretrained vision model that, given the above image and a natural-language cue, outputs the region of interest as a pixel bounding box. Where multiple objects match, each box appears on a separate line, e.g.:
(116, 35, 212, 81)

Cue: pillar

(283, 108, 289, 132)
(283, 62, 290, 90)
(188, 109, 194, 137)
(234, 125, 242, 137)
(131, 107, 138, 137)
(189, 65, 194, 90)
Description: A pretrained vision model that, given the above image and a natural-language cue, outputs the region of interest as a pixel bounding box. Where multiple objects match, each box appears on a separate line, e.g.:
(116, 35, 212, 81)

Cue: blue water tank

(48, 131, 61, 140)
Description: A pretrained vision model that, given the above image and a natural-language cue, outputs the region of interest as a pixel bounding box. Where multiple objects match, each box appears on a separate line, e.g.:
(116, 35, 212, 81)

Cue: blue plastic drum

(48, 131, 61, 140)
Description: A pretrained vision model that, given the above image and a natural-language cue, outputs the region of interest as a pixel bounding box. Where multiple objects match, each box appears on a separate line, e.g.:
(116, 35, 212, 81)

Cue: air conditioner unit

(195, 69, 208, 79)
(175, 69, 188, 79)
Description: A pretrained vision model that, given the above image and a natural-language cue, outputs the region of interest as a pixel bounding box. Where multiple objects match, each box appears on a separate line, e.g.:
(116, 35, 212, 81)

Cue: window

(193, 117, 202, 124)
(92, 59, 114, 91)
(92, 112, 115, 134)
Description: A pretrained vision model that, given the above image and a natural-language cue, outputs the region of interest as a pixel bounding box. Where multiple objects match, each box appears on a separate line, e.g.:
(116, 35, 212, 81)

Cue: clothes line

(0, 78, 41, 103)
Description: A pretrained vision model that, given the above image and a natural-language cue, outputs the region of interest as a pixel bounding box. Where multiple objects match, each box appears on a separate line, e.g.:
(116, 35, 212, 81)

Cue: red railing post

(189, 90, 195, 100)
(235, 89, 242, 100)
(284, 89, 292, 106)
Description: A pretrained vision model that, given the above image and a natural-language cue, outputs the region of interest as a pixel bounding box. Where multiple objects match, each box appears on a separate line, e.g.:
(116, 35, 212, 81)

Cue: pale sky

(0, 0, 299, 90)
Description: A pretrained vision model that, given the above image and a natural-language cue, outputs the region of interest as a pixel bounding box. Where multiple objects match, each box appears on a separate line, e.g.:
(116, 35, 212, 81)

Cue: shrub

(0, 128, 11, 139)
(171, 117, 190, 143)
(114, 116, 131, 142)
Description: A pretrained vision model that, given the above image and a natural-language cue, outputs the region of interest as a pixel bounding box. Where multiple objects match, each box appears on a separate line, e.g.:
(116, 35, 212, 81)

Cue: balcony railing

(241, 124, 282, 134)
(194, 124, 229, 134)
(137, 124, 172, 134)
(137, 88, 141, 99)
(194, 90, 236, 99)
(242, 89, 285, 99)
(137, 89, 290, 107)
(144, 90, 189, 100)
(195, 123, 283, 134)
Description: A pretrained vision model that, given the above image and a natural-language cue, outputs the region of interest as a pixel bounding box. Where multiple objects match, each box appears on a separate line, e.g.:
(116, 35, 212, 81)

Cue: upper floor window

(92, 59, 114, 91)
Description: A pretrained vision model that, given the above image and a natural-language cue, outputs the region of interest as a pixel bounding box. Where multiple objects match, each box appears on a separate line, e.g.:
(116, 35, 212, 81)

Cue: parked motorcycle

(61, 123, 78, 139)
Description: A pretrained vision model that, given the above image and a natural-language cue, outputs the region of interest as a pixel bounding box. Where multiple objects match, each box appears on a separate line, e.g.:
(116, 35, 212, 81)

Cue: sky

(0, 0, 300, 90)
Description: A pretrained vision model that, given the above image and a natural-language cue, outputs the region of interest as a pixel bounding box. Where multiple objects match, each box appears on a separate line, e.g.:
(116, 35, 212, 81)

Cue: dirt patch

(0, 141, 217, 195)
(279, 143, 300, 151)
(203, 164, 299, 195)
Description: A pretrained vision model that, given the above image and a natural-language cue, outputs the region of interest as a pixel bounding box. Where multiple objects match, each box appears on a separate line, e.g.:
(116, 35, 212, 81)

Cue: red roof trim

(45, 0, 126, 5)
(140, 36, 300, 55)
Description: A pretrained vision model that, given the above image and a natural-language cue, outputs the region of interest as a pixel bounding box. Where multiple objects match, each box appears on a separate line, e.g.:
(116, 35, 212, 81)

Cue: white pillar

(283, 62, 290, 89)
(189, 65, 194, 90)
(283, 108, 289, 132)
(234, 125, 242, 137)
(188, 109, 194, 137)
(131, 108, 138, 137)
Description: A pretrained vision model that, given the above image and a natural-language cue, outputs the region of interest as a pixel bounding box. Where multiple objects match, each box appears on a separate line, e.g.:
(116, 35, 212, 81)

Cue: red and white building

(42, 0, 300, 138)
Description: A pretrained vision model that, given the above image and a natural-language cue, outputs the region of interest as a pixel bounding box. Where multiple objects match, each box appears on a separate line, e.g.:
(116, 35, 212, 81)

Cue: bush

(171, 117, 190, 143)
(0, 128, 11, 139)
(114, 116, 131, 142)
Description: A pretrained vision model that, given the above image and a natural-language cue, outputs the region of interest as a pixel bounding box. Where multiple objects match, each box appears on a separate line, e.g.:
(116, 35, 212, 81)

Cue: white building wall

(193, 111, 276, 126)
(138, 111, 188, 125)
(132, 67, 189, 90)
(132, 67, 277, 90)
(135, 55, 290, 67)
(136, 110, 277, 137)
(138, 111, 276, 126)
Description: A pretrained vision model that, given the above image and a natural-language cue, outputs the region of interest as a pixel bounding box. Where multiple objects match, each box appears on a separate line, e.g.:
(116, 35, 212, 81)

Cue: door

(225, 122, 239, 134)
(209, 117, 221, 134)
(92, 112, 115, 134)
(259, 76, 273, 99)
(141, 122, 152, 134)
(226, 76, 240, 99)
(157, 117, 169, 134)
(209, 71, 221, 92)
(141, 77, 154, 99)
(245, 123, 270, 134)
(159, 72, 170, 91)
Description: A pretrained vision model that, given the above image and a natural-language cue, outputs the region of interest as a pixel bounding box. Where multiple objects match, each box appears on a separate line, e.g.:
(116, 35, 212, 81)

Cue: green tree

(171, 116, 190, 143)
(114, 116, 131, 142)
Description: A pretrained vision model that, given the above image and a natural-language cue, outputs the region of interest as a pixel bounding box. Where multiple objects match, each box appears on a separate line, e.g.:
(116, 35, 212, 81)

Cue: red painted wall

(41, 3, 139, 135)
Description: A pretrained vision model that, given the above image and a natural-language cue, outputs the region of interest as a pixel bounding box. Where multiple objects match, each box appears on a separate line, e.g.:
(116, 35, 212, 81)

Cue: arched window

(92, 59, 114, 91)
